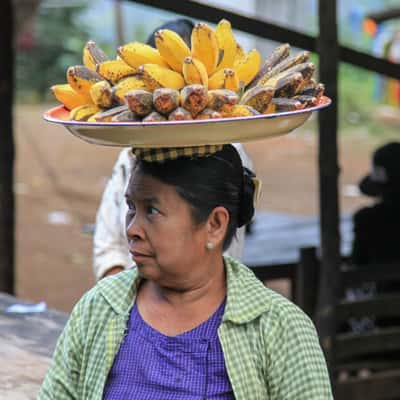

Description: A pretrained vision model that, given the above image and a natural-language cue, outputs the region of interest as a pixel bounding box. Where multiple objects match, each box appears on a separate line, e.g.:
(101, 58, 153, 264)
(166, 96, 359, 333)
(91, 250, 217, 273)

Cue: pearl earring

(206, 242, 215, 250)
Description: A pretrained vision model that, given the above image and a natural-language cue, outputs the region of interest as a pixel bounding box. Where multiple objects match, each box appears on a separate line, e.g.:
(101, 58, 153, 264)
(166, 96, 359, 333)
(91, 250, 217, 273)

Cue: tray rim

(43, 96, 332, 128)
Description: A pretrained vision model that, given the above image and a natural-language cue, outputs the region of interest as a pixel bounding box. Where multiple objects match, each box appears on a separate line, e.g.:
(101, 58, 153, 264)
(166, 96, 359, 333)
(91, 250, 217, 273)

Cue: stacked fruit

(51, 19, 325, 122)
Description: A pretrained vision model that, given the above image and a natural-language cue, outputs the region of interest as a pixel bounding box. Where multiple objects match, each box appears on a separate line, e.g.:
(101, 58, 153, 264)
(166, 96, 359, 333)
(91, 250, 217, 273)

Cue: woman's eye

(126, 200, 136, 212)
(147, 206, 159, 216)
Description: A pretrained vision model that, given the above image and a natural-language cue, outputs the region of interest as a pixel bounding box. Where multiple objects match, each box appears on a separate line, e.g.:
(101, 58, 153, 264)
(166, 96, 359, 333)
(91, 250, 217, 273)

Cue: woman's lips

(130, 251, 152, 260)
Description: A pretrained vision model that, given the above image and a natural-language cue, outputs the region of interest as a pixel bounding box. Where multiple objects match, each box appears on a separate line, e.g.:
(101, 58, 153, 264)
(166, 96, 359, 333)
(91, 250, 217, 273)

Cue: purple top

(103, 298, 234, 399)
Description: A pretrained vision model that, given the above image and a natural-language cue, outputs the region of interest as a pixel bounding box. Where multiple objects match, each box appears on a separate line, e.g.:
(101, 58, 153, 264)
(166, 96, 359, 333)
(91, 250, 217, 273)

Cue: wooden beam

(366, 8, 400, 24)
(314, 0, 340, 349)
(0, 0, 15, 294)
(129, 0, 400, 79)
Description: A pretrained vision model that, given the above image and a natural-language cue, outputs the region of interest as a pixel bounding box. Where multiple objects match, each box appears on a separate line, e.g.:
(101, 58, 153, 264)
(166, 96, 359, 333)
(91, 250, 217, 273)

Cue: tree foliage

(16, 5, 90, 102)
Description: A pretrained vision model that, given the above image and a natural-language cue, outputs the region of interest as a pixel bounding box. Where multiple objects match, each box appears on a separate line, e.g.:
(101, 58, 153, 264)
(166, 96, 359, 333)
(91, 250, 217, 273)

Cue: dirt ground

(13, 104, 395, 312)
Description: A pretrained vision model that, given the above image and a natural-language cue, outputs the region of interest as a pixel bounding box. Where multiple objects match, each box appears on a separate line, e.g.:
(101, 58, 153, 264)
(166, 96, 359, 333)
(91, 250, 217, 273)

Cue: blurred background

(13, 0, 400, 312)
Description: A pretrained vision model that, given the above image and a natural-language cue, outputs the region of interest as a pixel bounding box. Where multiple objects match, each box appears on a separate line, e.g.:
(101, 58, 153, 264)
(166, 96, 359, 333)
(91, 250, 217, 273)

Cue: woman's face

(125, 168, 210, 286)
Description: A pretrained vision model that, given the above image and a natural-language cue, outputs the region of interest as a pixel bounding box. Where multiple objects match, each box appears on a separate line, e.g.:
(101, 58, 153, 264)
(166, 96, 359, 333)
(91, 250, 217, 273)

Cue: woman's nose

(126, 212, 144, 240)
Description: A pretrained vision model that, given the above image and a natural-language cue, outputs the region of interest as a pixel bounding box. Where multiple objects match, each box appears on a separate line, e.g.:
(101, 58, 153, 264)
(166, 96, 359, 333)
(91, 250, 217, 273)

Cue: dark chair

(295, 247, 400, 400)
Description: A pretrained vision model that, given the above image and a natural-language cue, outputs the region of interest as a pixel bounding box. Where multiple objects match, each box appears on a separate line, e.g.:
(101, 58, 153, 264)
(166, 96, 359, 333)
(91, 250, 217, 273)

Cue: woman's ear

(206, 206, 230, 248)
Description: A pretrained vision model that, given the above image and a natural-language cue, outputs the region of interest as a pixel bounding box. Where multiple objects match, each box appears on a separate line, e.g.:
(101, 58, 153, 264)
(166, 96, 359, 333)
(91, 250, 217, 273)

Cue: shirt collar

(97, 256, 271, 323)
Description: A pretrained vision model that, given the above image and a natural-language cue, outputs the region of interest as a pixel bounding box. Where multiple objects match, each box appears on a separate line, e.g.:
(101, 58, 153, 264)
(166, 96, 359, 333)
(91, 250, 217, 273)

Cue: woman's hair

(134, 145, 256, 250)
(146, 19, 194, 47)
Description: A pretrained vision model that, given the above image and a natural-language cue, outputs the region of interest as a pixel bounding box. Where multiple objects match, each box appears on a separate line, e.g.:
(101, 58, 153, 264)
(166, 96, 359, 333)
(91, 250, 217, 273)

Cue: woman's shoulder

(225, 256, 313, 327)
(74, 268, 138, 318)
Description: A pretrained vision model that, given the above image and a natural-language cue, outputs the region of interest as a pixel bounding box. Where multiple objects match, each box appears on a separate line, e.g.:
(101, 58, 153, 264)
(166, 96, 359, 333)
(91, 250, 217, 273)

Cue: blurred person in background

(93, 19, 254, 280)
(352, 142, 400, 265)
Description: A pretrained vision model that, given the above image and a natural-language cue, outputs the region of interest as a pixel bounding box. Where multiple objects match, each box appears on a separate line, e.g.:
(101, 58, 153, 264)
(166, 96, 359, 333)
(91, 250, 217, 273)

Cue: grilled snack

(222, 104, 260, 118)
(195, 108, 222, 120)
(125, 89, 153, 116)
(207, 89, 239, 113)
(152, 88, 180, 115)
(94, 105, 129, 122)
(180, 84, 208, 117)
(274, 72, 304, 98)
(240, 85, 274, 113)
(292, 95, 318, 107)
(265, 98, 305, 113)
(111, 110, 138, 122)
(256, 51, 310, 87)
(143, 111, 167, 122)
(168, 107, 193, 121)
(249, 43, 291, 88)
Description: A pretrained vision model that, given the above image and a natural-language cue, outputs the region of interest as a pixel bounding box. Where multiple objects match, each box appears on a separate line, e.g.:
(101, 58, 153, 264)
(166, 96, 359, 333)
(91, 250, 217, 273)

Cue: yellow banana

(83, 40, 109, 70)
(208, 68, 225, 90)
(215, 19, 236, 71)
(51, 84, 90, 110)
(89, 80, 113, 108)
(96, 59, 136, 84)
(69, 104, 100, 121)
(234, 43, 245, 65)
(223, 69, 240, 92)
(118, 42, 169, 69)
(233, 49, 261, 87)
(182, 56, 208, 86)
(112, 75, 152, 104)
(138, 64, 185, 91)
(155, 29, 191, 73)
(191, 23, 219, 76)
(66, 66, 103, 101)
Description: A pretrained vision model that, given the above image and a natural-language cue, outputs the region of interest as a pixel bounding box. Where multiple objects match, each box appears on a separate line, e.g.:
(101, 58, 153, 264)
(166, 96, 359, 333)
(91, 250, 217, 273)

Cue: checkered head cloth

(131, 145, 224, 162)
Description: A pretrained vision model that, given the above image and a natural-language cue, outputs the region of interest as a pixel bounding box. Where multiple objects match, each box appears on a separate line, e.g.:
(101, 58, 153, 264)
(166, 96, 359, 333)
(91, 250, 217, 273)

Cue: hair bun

(238, 167, 256, 227)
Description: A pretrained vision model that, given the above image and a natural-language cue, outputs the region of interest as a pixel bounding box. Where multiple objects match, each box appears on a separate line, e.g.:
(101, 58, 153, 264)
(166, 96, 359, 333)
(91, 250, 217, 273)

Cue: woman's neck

(146, 256, 226, 307)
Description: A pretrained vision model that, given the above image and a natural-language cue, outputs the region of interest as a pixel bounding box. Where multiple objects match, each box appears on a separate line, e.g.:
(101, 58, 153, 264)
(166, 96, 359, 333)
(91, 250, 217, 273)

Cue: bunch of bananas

(51, 19, 325, 122)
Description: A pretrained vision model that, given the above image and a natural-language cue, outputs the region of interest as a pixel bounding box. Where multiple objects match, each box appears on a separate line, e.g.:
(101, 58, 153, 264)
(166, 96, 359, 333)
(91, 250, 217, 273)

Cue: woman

(39, 145, 333, 399)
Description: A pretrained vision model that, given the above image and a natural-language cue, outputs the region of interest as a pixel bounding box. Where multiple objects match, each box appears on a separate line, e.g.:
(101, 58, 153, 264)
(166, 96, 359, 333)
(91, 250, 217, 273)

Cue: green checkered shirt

(39, 256, 333, 399)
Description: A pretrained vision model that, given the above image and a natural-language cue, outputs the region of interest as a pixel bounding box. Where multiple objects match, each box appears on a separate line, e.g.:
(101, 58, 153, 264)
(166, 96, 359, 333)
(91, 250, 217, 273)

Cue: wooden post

(296, 247, 320, 317)
(315, 0, 340, 356)
(0, 0, 15, 294)
(114, 0, 125, 47)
